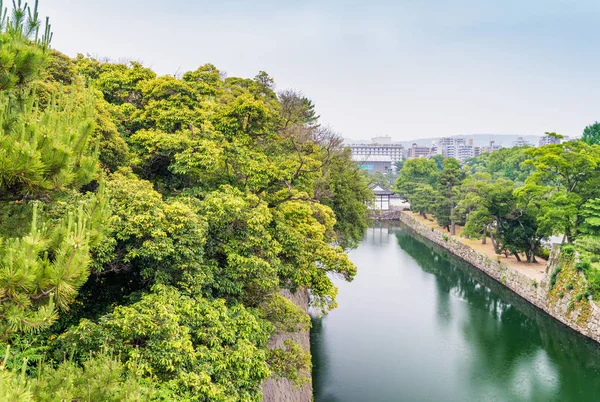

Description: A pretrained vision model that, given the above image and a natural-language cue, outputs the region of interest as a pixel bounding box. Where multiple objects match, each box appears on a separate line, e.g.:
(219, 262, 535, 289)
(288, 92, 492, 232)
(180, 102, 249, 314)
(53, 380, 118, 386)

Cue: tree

(395, 158, 438, 201)
(524, 140, 600, 241)
(0, 2, 106, 336)
(438, 158, 464, 234)
(582, 122, 600, 145)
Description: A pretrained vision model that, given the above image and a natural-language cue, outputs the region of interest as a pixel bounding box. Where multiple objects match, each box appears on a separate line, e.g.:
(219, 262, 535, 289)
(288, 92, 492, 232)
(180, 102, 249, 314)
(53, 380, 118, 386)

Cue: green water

(311, 225, 600, 402)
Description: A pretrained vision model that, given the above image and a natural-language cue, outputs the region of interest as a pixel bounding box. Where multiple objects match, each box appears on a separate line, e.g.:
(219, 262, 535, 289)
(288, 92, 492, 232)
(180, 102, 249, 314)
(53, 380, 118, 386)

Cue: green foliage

(561, 244, 575, 257)
(0, 1, 372, 398)
(575, 260, 591, 272)
(266, 339, 311, 387)
(535, 247, 550, 260)
(550, 267, 562, 289)
(317, 147, 372, 249)
(55, 285, 272, 401)
(465, 147, 534, 183)
(0, 2, 107, 337)
(260, 294, 311, 333)
(0, 351, 170, 401)
(582, 121, 600, 145)
(524, 140, 600, 241)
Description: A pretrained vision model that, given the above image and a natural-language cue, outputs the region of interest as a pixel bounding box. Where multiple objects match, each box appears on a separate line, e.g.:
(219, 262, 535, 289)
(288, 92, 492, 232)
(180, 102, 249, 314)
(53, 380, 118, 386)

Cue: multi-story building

(349, 136, 404, 163)
(352, 154, 394, 174)
(407, 143, 432, 159)
(539, 134, 561, 147)
(481, 140, 502, 153)
(512, 137, 533, 147)
(437, 137, 466, 159)
(457, 145, 475, 163)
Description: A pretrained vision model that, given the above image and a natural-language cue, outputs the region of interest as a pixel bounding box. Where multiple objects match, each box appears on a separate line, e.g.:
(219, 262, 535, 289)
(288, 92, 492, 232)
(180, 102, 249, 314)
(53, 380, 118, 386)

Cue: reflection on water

(312, 225, 600, 402)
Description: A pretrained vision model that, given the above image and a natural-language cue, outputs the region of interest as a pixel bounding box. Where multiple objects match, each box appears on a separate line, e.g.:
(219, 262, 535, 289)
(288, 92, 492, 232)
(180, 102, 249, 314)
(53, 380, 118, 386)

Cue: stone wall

(371, 208, 402, 221)
(399, 212, 600, 343)
(262, 289, 312, 402)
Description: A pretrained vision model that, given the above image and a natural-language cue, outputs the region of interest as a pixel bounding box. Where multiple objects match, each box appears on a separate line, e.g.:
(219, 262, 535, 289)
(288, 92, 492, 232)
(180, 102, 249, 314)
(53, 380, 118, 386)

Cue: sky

(36, 0, 600, 141)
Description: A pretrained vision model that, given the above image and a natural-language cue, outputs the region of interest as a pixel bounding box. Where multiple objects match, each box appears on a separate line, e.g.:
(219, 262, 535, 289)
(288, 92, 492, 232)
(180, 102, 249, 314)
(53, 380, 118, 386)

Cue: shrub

(550, 266, 562, 289)
(566, 283, 574, 291)
(535, 247, 551, 260)
(558, 292, 565, 298)
(575, 259, 591, 272)
(561, 244, 575, 257)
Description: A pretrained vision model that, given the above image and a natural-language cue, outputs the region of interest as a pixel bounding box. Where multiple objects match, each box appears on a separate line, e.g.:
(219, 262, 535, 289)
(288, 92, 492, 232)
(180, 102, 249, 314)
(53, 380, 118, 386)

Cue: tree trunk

(482, 224, 487, 244)
(528, 244, 537, 263)
(513, 252, 522, 262)
(450, 192, 455, 235)
(489, 229, 500, 254)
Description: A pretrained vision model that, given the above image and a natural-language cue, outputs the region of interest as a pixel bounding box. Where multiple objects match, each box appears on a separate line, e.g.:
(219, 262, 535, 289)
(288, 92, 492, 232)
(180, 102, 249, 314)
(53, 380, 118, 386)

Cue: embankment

(399, 211, 600, 344)
(262, 289, 312, 402)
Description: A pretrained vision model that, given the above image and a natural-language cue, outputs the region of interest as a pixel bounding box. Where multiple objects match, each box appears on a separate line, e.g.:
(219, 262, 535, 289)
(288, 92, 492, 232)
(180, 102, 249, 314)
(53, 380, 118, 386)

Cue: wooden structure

(369, 183, 395, 211)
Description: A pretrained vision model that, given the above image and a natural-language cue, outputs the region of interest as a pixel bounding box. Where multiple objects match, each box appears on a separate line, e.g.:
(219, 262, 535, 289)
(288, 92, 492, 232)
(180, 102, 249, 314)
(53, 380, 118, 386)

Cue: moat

(311, 225, 600, 402)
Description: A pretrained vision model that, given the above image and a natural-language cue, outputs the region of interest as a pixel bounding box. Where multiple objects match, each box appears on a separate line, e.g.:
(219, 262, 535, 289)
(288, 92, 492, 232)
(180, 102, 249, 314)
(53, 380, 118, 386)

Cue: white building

(352, 154, 394, 174)
(437, 137, 466, 159)
(349, 136, 404, 163)
(457, 145, 475, 163)
(512, 137, 533, 147)
(539, 135, 561, 147)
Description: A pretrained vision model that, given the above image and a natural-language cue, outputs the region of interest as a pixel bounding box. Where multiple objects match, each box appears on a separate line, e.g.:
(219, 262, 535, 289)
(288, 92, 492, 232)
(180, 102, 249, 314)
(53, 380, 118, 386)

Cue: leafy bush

(575, 259, 591, 272)
(535, 247, 551, 260)
(550, 266, 562, 289)
(54, 286, 273, 401)
(561, 244, 575, 257)
(0, 353, 170, 401)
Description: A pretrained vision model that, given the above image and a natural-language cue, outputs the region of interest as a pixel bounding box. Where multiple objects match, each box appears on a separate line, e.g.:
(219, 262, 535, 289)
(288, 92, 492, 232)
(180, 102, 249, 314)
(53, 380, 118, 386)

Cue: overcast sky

(37, 0, 600, 141)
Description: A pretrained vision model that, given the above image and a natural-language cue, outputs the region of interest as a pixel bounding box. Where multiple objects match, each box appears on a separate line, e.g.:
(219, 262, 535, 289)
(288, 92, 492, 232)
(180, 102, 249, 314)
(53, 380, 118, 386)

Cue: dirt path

(408, 212, 547, 281)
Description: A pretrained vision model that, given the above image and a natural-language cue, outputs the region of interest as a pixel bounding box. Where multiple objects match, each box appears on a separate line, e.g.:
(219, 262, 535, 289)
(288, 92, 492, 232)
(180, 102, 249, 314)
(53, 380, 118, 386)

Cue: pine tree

(0, 1, 105, 337)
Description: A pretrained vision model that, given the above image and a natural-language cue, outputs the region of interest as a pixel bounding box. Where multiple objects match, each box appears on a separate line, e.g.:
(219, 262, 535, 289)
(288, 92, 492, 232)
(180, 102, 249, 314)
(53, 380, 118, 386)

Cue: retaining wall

(399, 212, 600, 343)
(262, 289, 312, 402)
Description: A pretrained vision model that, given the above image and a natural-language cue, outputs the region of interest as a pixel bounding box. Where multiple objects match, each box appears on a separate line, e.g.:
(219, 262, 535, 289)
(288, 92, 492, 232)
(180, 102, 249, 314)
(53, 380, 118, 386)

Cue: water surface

(311, 225, 600, 402)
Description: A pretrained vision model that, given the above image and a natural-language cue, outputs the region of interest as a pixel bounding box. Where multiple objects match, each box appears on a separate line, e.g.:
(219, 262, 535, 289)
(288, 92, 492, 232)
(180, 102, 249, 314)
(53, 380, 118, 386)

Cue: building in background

(369, 183, 395, 211)
(457, 145, 475, 163)
(512, 137, 534, 147)
(407, 143, 432, 159)
(349, 136, 404, 163)
(437, 137, 466, 159)
(352, 154, 394, 174)
(481, 140, 502, 153)
(539, 134, 562, 147)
